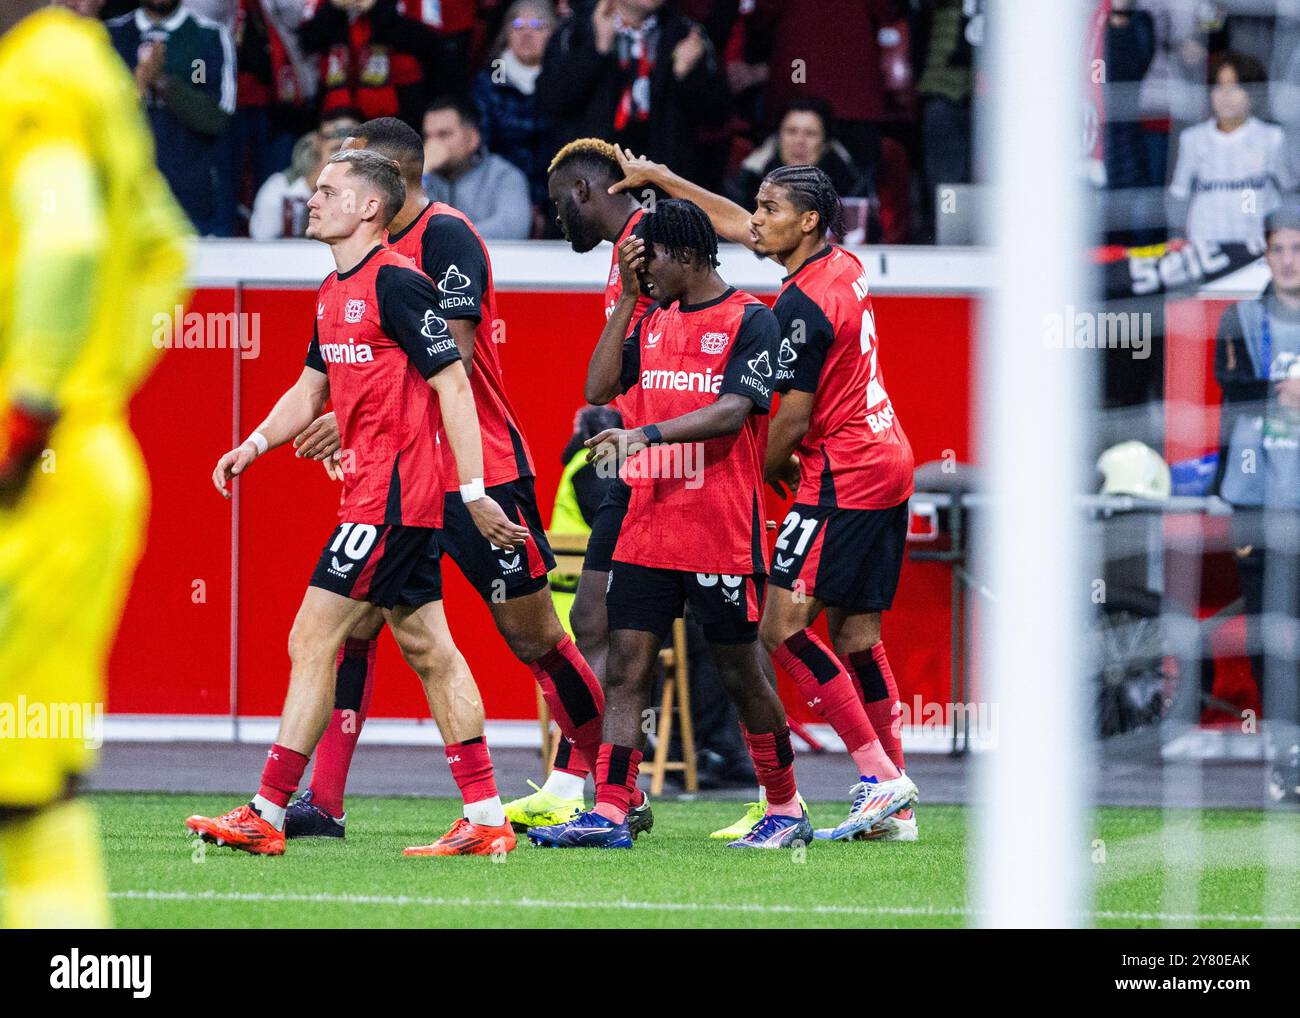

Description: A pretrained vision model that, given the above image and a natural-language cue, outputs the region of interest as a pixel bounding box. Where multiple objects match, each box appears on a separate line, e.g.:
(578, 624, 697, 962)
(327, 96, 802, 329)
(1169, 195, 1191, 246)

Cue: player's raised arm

(609, 145, 758, 251)
(377, 264, 529, 548)
(585, 235, 646, 404)
(212, 362, 330, 498)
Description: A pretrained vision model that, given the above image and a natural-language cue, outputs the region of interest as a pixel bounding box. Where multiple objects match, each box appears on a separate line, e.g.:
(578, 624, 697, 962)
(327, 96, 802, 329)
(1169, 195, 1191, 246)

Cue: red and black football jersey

(613, 287, 780, 575)
(773, 245, 914, 509)
(604, 208, 656, 422)
(386, 200, 535, 489)
(305, 245, 461, 528)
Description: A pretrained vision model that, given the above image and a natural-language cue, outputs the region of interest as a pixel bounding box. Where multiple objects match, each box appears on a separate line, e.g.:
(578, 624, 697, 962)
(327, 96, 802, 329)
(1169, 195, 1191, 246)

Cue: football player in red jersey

(610, 152, 920, 842)
(283, 122, 641, 839)
(529, 199, 813, 850)
(186, 150, 529, 857)
(547, 140, 803, 838)
(525, 139, 652, 804)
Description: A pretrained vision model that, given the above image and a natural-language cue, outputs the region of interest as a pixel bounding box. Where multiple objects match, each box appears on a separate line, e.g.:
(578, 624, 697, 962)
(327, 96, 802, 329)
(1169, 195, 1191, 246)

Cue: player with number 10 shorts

(281, 119, 620, 841)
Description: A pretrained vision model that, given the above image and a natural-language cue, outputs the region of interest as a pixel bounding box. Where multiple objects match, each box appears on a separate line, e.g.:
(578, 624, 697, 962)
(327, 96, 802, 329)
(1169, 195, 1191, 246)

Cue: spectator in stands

(1213, 204, 1300, 742)
(386, 0, 485, 108)
(179, 0, 233, 32)
(249, 130, 319, 240)
(915, 0, 975, 242)
(230, 1, 318, 196)
(537, 0, 729, 184)
(1168, 52, 1295, 247)
(299, 0, 437, 128)
(1103, 1, 1155, 192)
(746, 0, 898, 179)
(1268, 12, 1300, 190)
(422, 95, 533, 239)
(725, 97, 864, 208)
(248, 125, 352, 239)
(472, 1, 558, 211)
(1134, 0, 1204, 188)
(1100, 0, 1158, 246)
(108, 0, 236, 236)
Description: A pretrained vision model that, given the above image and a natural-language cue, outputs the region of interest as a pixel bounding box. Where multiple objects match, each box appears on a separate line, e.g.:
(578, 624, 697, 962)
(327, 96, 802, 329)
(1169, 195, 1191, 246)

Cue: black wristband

(641, 423, 663, 444)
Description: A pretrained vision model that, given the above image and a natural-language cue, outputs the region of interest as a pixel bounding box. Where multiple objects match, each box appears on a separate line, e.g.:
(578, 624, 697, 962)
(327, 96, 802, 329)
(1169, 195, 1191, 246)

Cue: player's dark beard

(560, 197, 601, 253)
(142, 0, 181, 15)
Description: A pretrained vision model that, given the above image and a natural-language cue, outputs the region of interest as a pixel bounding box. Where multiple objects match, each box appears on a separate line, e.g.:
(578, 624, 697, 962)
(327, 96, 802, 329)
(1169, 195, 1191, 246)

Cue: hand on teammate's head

(608, 145, 664, 196)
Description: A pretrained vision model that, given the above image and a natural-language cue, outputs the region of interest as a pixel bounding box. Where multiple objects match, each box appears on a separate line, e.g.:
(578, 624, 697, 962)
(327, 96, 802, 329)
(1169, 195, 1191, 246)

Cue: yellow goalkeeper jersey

(0, 7, 190, 808)
(0, 5, 190, 424)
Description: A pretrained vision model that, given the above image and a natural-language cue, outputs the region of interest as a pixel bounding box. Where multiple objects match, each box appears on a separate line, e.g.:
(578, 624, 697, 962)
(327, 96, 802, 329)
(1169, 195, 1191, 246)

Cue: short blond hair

(547, 137, 621, 178)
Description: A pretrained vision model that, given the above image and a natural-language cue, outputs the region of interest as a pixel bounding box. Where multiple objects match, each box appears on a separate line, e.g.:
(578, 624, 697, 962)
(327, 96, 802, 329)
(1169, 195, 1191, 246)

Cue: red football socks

(257, 743, 310, 809)
(528, 634, 604, 778)
(742, 726, 800, 816)
(445, 736, 499, 807)
(592, 743, 642, 824)
(774, 628, 900, 781)
(308, 636, 378, 818)
(848, 642, 906, 773)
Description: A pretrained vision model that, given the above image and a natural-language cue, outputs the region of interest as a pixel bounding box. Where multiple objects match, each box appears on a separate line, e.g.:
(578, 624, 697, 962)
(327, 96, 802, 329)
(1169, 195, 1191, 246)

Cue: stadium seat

(644, 618, 698, 796)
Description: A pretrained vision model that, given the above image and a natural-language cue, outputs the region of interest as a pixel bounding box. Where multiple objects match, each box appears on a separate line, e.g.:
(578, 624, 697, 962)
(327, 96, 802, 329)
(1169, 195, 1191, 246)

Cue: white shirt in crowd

(249, 172, 313, 240)
(1169, 116, 1296, 246)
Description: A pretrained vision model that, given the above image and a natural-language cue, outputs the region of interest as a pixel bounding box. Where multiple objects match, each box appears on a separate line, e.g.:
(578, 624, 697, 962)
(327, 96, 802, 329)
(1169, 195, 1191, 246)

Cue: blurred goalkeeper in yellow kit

(0, 2, 189, 927)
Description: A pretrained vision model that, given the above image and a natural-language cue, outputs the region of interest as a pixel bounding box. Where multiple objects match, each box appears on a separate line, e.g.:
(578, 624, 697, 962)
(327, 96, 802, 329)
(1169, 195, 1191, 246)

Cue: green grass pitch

(93, 793, 1298, 929)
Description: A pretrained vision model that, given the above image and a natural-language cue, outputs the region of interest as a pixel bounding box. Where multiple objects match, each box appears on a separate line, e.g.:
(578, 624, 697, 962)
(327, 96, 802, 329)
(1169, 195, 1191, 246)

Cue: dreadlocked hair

(762, 164, 845, 238)
(640, 198, 720, 269)
(548, 138, 622, 181)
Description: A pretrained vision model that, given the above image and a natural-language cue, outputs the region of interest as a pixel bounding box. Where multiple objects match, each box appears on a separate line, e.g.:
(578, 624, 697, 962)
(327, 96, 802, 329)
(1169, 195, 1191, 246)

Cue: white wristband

(245, 431, 269, 457)
(459, 478, 486, 504)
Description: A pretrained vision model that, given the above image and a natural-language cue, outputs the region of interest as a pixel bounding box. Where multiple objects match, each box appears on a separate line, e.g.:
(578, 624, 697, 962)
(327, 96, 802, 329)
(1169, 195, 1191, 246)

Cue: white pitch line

(109, 890, 1298, 925)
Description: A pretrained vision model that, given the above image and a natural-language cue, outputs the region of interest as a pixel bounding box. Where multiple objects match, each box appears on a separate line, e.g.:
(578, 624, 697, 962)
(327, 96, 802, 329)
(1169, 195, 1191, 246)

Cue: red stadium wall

(107, 285, 976, 722)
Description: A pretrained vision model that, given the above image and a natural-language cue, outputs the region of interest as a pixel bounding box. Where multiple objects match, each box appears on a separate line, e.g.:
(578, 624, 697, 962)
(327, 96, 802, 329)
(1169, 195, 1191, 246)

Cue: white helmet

(1097, 441, 1171, 500)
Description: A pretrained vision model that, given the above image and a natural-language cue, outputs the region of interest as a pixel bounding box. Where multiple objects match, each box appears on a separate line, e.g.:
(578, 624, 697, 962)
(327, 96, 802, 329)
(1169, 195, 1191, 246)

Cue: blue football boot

(527, 809, 634, 849)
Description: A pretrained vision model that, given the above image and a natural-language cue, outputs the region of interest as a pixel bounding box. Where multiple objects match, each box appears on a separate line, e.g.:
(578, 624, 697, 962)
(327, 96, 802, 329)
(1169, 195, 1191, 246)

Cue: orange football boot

(185, 804, 286, 856)
(403, 817, 517, 856)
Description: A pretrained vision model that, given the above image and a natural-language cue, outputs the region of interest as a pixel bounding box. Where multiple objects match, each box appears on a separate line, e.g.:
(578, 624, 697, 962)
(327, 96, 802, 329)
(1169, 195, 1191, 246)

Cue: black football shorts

(606, 560, 765, 645)
(768, 500, 908, 612)
(309, 522, 442, 608)
(439, 476, 556, 602)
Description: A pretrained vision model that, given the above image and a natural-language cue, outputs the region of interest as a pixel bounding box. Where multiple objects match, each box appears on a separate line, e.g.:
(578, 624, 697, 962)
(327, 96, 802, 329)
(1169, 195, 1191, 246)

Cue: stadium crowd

(50, 1, 1300, 246)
